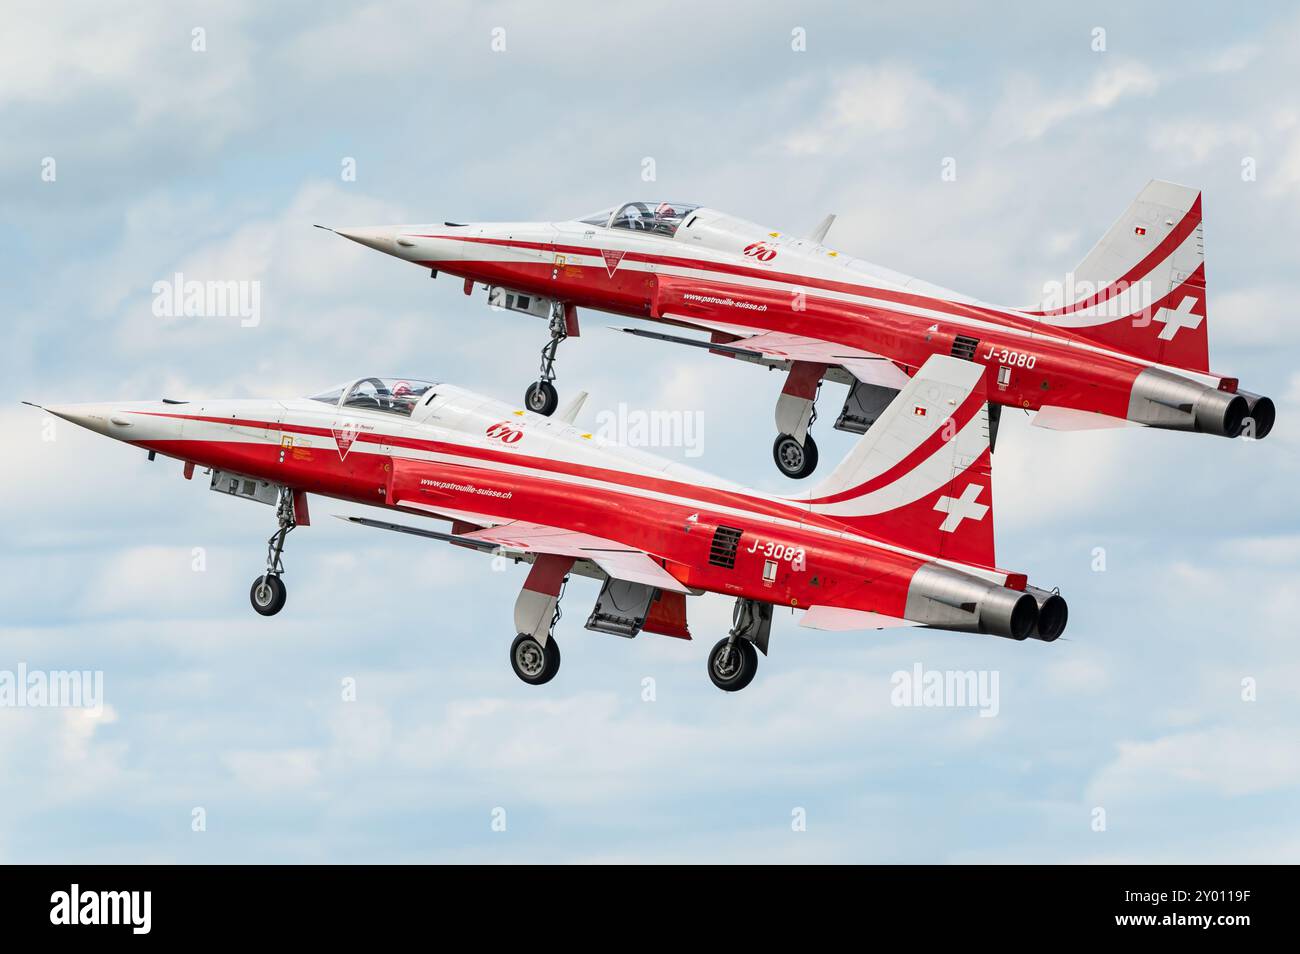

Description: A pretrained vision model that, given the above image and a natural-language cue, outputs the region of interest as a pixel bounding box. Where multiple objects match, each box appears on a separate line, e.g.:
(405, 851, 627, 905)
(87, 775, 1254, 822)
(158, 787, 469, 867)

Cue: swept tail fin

(796, 355, 997, 569)
(1033, 179, 1209, 372)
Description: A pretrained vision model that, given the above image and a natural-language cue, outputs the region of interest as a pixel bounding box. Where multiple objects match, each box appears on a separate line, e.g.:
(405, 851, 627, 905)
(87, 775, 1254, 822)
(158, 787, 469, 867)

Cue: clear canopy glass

(309, 377, 439, 417)
(578, 201, 700, 237)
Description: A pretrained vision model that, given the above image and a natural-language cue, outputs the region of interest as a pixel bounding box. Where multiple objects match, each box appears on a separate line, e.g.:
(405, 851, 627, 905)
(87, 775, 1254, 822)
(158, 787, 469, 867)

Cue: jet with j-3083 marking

(26, 355, 1066, 692)
(329, 181, 1274, 479)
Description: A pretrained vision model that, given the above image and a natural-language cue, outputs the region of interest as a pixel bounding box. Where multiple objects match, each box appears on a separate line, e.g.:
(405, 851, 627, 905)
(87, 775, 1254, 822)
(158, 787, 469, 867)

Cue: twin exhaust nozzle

(906, 564, 1068, 642)
(1129, 368, 1274, 439)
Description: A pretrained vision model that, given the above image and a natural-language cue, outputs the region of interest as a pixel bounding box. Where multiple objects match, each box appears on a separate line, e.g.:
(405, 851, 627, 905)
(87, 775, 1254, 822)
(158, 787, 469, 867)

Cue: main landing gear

(523, 305, 568, 416)
(510, 632, 561, 685)
(502, 553, 772, 692)
(509, 555, 571, 684)
(773, 362, 825, 480)
(772, 432, 819, 480)
(771, 361, 907, 479)
(707, 598, 772, 692)
(249, 488, 296, 617)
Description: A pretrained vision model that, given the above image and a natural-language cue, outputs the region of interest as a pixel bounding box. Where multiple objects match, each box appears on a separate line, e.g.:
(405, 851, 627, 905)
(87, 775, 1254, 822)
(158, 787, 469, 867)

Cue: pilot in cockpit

(587, 202, 700, 237)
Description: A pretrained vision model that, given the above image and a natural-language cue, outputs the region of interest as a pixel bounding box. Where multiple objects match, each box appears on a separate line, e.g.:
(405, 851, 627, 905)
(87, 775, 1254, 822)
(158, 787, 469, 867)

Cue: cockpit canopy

(309, 377, 439, 417)
(578, 201, 700, 237)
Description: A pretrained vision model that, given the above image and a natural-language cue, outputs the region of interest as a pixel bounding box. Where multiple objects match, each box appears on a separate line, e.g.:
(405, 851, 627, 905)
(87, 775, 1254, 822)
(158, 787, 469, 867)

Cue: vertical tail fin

(1033, 179, 1209, 372)
(796, 355, 997, 569)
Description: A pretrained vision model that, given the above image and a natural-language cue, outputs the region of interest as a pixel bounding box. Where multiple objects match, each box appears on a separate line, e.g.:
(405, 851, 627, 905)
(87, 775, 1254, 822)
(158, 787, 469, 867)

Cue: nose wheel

(249, 488, 296, 617)
(773, 433, 819, 479)
(510, 633, 561, 685)
(525, 381, 559, 416)
(524, 307, 568, 416)
(250, 574, 287, 616)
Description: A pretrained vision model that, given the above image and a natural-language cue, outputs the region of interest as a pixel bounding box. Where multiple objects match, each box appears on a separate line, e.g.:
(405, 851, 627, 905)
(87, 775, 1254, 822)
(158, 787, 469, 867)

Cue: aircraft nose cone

(41, 403, 123, 437)
(334, 226, 402, 254)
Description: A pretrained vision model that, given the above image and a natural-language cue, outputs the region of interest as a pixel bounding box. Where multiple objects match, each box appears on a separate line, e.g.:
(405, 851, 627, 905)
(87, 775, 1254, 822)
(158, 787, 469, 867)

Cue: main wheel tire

(707, 637, 758, 692)
(524, 381, 559, 416)
(250, 574, 287, 616)
(772, 433, 819, 479)
(510, 633, 561, 685)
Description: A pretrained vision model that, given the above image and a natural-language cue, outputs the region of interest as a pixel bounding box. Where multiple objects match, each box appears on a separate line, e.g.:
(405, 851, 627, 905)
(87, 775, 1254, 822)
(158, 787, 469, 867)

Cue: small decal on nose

(601, 249, 626, 277)
(332, 422, 361, 460)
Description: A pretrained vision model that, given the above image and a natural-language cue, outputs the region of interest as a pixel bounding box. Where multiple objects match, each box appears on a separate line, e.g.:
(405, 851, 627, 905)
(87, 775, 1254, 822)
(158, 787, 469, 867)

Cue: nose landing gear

(249, 488, 296, 617)
(524, 306, 570, 416)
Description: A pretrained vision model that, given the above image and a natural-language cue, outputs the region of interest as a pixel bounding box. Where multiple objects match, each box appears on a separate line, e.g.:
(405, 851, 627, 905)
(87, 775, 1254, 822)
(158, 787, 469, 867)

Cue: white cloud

(223, 748, 323, 791)
(1087, 727, 1300, 800)
(991, 62, 1160, 143)
(0, 2, 258, 165)
(3, 2, 1300, 865)
(780, 65, 966, 156)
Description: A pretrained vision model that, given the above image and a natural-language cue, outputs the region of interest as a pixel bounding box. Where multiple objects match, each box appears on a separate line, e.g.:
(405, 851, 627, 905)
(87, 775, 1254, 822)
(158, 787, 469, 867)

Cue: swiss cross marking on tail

(1151, 294, 1203, 341)
(935, 483, 989, 532)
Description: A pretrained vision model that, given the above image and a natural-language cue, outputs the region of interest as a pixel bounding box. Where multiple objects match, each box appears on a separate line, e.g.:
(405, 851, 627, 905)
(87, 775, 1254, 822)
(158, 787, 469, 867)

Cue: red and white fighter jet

(331, 181, 1274, 478)
(29, 355, 1066, 691)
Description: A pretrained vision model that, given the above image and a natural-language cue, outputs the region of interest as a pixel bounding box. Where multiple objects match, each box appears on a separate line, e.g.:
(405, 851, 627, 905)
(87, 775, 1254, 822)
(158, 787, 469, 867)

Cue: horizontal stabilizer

(800, 605, 913, 631)
(1031, 406, 1135, 431)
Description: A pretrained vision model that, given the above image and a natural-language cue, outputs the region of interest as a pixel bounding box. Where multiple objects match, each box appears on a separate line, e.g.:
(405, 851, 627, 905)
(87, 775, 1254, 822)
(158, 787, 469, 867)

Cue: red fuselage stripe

(412, 233, 1044, 333)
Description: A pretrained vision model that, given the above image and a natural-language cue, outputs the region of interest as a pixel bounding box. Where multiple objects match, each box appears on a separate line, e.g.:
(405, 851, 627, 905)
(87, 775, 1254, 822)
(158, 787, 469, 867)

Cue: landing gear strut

(707, 599, 771, 692)
(524, 306, 567, 416)
(510, 558, 569, 684)
(773, 364, 824, 479)
(249, 488, 295, 616)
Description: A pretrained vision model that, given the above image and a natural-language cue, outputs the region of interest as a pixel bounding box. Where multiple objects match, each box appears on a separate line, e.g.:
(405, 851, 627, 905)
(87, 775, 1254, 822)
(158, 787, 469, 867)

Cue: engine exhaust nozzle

(1128, 368, 1250, 438)
(1238, 390, 1275, 440)
(905, 564, 1039, 641)
(1025, 585, 1069, 641)
(1193, 388, 1248, 438)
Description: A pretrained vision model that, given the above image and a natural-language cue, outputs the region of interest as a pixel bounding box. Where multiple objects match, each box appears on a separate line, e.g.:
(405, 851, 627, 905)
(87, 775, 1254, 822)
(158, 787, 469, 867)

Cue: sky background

(2, 1, 1298, 862)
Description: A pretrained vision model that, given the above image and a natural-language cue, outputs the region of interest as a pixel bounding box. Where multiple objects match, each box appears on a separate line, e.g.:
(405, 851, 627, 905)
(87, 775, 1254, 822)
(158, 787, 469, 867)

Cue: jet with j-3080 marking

(26, 355, 1066, 692)
(329, 180, 1274, 479)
